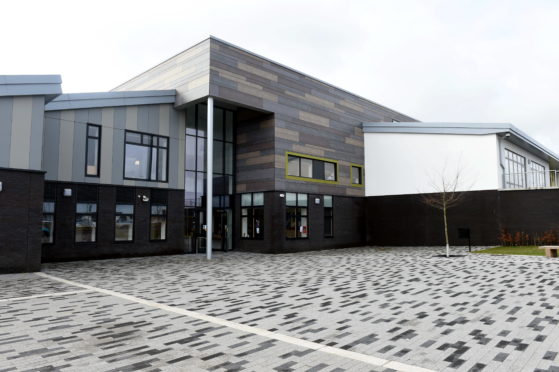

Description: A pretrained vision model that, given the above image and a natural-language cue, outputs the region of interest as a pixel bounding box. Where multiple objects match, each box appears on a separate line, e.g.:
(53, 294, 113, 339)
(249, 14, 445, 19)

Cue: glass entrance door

(213, 209, 232, 251)
(185, 208, 232, 253)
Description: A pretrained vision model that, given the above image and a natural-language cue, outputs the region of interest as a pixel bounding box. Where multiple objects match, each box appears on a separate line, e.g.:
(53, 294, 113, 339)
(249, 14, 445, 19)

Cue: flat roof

(363, 122, 559, 165)
(45, 90, 176, 111)
(0, 75, 62, 102)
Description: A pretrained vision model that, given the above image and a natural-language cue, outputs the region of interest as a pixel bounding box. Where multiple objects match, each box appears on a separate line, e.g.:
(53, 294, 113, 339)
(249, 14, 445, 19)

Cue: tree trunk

(443, 198, 449, 257)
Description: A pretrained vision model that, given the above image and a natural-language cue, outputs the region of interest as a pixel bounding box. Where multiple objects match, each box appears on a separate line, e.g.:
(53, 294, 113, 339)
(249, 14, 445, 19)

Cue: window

(286, 153, 337, 183)
(115, 187, 135, 242)
(76, 186, 98, 243)
(529, 160, 546, 188)
(241, 192, 264, 239)
(351, 165, 363, 186)
(85, 124, 101, 176)
(76, 203, 97, 242)
(124, 131, 168, 182)
(150, 190, 168, 241)
(42, 202, 55, 244)
(324, 195, 333, 238)
(504, 149, 526, 188)
(286, 193, 308, 239)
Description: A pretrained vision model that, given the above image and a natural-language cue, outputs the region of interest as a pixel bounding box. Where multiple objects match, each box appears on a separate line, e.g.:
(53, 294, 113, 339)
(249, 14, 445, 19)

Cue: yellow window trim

(285, 151, 339, 185)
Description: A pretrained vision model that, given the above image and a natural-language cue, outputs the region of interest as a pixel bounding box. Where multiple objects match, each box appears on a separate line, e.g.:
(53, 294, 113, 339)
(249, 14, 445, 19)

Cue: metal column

(206, 97, 214, 260)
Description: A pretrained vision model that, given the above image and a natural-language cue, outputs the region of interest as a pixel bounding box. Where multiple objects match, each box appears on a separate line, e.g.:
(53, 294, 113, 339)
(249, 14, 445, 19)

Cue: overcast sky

(2, 0, 559, 151)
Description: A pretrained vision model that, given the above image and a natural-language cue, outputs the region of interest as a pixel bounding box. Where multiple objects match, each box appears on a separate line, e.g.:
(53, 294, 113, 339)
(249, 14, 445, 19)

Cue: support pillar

(206, 97, 214, 260)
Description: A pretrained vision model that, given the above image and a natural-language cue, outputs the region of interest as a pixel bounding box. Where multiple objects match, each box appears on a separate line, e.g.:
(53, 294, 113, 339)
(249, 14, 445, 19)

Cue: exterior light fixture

(279, 193, 285, 198)
(138, 194, 150, 202)
(63, 188, 72, 197)
(315, 197, 321, 205)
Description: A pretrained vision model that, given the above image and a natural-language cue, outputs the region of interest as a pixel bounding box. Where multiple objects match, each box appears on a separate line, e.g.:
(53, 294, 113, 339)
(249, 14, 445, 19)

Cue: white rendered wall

(364, 133, 501, 196)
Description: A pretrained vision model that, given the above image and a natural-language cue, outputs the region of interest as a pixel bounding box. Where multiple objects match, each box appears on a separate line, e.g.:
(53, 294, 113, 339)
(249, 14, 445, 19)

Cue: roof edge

(0, 75, 62, 102)
(45, 90, 176, 111)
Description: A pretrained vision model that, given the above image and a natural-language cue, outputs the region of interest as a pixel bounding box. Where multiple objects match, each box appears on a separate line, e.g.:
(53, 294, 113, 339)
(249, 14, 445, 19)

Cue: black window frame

(324, 195, 333, 238)
(150, 203, 168, 241)
(75, 202, 98, 243)
(114, 203, 135, 242)
(286, 153, 338, 183)
(85, 123, 101, 177)
(240, 192, 264, 240)
(285, 193, 309, 239)
(124, 130, 169, 183)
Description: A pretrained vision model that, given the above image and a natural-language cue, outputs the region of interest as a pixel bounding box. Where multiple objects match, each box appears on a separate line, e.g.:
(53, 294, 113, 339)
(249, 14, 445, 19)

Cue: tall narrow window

(351, 165, 363, 186)
(324, 195, 333, 238)
(529, 160, 546, 188)
(124, 131, 169, 182)
(241, 192, 264, 239)
(86, 124, 101, 176)
(42, 202, 55, 244)
(150, 190, 168, 241)
(286, 193, 308, 239)
(115, 188, 134, 242)
(76, 186, 98, 243)
(504, 149, 526, 188)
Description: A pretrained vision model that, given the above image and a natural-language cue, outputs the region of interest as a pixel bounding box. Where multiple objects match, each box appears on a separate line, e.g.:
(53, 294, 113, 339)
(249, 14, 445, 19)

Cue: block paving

(1, 247, 559, 371)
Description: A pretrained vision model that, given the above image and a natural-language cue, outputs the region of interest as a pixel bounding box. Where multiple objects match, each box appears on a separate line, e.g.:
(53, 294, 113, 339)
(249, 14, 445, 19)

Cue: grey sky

(2, 0, 558, 150)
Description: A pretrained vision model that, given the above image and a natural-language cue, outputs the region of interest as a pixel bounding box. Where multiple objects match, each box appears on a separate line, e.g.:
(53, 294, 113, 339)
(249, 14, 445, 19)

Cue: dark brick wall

(0, 168, 44, 273)
(42, 182, 185, 262)
(366, 191, 501, 246)
(235, 192, 365, 254)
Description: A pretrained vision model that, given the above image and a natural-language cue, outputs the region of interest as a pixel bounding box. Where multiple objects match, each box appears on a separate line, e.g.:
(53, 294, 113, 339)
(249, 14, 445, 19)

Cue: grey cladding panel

(42, 112, 60, 180)
(0, 97, 13, 167)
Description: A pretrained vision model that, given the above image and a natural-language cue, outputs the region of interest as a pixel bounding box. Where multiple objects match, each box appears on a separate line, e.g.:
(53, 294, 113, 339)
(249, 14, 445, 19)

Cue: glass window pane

(86, 138, 99, 175)
(298, 193, 308, 206)
(43, 202, 55, 213)
(213, 140, 223, 174)
(254, 208, 264, 238)
(324, 195, 332, 208)
(324, 215, 333, 237)
(287, 156, 299, 176)
(286, 192, 297, 206)
(225, 143, 234, 175)
(241, 216, 249, 238)
(214, 107, 224, 141)
(185, 136, 196, 171)
(324, 162, 336, 181)
(88, 125, 99, 137)
(253, 192, 264, 206)
(158, 148, 167, 181)
(75, 214, 96, 242)
(300, 207, 308, 216)
(185, 171, 196, 206)
(42, 215, 54, 244)
(286, 207, 297, 238)
(150, 148, 158, 181)
(225, 111, 234, 142)
(126, 132, 142, 144)
(197, 138, 206, 172)
(196, 172, 205, 207)
(197, 104, 207, 137)
(186, 107, 196, 135)
(300, 216, 308, 238)
(142, 134, 152, 145)
(226, 175, 233, 195)
(151, 205, 167, 215)
(300, 158, 313, 178)
(241, 193, 252, 207)
(159, 137, 168, 148)
(125, 144, 149, 179)
(352, 166, 362, 184)
(150, 216, 167, 240)
(115, 215, 133, 241)
(116, 204, 134, 214)
(76, 203, 97, 213)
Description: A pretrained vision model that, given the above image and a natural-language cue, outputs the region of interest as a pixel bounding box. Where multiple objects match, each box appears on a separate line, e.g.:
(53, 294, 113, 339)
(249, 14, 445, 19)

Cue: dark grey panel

(43, 111, 60, 179)
(28, 96, 45, 170)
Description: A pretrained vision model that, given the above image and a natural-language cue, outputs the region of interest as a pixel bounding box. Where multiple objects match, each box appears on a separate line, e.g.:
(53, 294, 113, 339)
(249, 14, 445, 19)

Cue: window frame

(504, 149, 527, 188)
(323, 195, 333, 238)
(285, 152, 338, 184)
(85, 123, 101, 177)
(114, 203, 135, 242)
(350, 164, 364, 186)
(124, 130, 169, 183)
(240, 192, 264, 240)
(75, 202, 98, 243)
(149, 203, 168, 242)
(42, 201, 55, 245)
(285, 193, 309, 239)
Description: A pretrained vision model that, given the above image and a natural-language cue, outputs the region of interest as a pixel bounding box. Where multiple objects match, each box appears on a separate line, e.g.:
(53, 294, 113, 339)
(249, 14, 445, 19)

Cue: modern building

(1, 37, 558, 273)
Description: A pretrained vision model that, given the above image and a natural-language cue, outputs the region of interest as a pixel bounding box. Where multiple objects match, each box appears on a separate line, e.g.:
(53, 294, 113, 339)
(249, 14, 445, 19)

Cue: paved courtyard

(1, 247, 559, 372)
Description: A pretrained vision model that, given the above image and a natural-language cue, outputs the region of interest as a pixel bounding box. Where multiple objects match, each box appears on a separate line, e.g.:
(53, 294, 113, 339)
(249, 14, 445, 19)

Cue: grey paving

(1, 246, 559, 371)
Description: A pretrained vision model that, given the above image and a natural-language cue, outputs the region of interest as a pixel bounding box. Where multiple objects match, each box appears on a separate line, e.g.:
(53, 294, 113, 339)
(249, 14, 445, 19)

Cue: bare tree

(421, 166, 467, 258)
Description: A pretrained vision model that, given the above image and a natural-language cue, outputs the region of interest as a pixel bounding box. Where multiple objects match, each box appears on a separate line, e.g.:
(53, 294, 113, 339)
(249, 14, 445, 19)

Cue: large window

(185, 104, 234, 208)
(115, 187, 134, 242)
(150, 190, 168, 241)
(42, 202, 55, 244)
(286, 193, 308, 239)
(85, 124, 101, 177)
(124, 131, 168, 182)
(529, 160, 546, 188)
(351, 165, 363, 186)
(504, 149, 526, 188)
(286, 153, 337, 183)
(241, 192, 264, 239)
(324, 195, 333, 238)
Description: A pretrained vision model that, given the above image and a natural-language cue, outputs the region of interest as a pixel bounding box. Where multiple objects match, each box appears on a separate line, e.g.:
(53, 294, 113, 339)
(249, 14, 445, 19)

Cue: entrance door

(213, 209, 232, 251)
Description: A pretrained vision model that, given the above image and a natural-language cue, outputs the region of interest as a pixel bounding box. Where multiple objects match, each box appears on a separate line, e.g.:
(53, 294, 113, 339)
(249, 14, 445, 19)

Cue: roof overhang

(45, 90, 176, 111)
(363, 122, 559, 168)
(0, 75, 62, 102)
